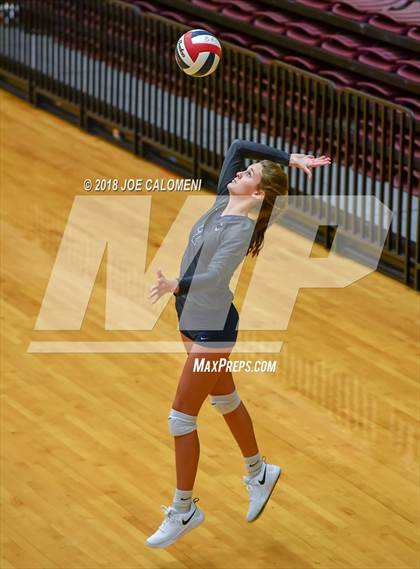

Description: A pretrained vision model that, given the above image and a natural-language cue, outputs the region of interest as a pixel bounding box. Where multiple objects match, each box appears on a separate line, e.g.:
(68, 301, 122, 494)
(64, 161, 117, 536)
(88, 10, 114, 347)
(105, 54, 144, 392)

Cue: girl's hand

(289, 154, 331, 178)
(149, 268, 179, 304)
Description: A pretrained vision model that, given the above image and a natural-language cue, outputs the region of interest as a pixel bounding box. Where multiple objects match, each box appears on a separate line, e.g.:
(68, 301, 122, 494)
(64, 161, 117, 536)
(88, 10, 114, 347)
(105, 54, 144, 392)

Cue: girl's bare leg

(209, 369, 259, 457)
(174, 334, 259, 490)
(172, 334, 234, 489)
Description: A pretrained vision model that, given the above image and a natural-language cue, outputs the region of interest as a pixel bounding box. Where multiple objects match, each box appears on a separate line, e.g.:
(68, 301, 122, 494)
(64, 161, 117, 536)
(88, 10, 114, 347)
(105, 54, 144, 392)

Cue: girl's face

(227, 162, 263, 195)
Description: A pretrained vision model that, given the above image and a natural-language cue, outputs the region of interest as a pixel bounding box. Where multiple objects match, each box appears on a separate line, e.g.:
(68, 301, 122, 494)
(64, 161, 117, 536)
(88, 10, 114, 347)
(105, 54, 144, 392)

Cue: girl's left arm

(216, 139, 331, 195)
(217, 139, 290, 196)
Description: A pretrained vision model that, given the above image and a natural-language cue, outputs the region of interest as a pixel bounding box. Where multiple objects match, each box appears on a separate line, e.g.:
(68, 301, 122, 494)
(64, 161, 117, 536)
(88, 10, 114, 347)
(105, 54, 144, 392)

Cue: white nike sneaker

(243, 459, 282, 522)
(146, 497, 205, 548)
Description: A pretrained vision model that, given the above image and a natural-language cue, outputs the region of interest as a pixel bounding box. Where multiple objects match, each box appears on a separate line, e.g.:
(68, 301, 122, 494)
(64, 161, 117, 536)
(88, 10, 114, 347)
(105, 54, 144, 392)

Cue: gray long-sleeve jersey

(174, 139, 290, 330)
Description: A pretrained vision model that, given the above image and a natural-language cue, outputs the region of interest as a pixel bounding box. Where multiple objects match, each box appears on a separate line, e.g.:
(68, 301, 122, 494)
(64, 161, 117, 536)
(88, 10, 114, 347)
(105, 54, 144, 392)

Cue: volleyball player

(147, 139, 330, 548)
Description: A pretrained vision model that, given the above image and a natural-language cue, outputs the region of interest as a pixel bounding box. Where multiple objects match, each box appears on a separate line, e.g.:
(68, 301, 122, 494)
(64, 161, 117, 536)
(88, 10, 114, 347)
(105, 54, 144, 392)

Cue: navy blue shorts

(176, 300, 239, 348)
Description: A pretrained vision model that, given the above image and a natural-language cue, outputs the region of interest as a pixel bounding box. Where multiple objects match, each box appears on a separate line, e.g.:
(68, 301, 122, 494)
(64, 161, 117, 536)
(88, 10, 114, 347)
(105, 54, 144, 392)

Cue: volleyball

(175, 29, 222, 77)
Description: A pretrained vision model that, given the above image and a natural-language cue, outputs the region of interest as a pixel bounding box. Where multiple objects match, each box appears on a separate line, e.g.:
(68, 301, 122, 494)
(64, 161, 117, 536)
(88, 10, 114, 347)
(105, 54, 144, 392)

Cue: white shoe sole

(146, 511, 205, 549)
(247, 467, 282, 523)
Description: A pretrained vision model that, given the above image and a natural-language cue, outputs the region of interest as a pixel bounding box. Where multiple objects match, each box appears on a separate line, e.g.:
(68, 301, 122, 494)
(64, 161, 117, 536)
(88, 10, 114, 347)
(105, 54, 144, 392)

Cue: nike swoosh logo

(249, 461, 259, 467)
(182, 507, 197, 525)
(258, 465, 267, 485)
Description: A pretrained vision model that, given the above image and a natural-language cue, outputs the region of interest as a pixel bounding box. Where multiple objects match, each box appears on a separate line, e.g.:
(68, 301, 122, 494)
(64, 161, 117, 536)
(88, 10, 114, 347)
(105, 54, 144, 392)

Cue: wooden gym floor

(1, 90, 419, 568)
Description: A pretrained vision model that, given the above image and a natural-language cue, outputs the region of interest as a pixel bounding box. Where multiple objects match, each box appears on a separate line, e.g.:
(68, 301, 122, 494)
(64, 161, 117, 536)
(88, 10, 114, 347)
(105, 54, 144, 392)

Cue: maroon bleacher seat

(368, 14, 409, 33)
(132, 1, 159, 13)
(380, 2, 420, 25)
(331, 4, 370, 22)
(189, 21, 220, 35)
(218, 81, 270, 103)
(368, 2, 420, 33)
(296, 0, 334, 9)
(394, 96, 420, 120)
(321, 33, 369, 58)
(334, 0, 407, 12)
(219, 32, 253, 46)
(393, 165, 419, 195)
(357, 46, 406, 72)
(250, 44, 284, 64)
(285, 21, 331, 46)
(221, 1, 261, 23)
(331, 0, 407, 22)
(350, 154, 418, 195)
(356, 81, 397, 98)
(393, 125, 420, 159)
(160, 10, 188, 23)
(318, 69, 357, 88)
(412, 170, 420, 196)
(396, 60, 420, 82)
(191, 0, 223, 12)
(253, 11, 293, 33)
(254, 80, 270, 98)
(407, 26, 420, 40)
(283, 55, 320, 72)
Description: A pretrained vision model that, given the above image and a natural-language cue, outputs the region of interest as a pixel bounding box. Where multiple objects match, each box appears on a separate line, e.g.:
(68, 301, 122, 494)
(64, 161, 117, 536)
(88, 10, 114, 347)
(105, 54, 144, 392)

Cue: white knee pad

(209, 390, 241, 415)
(168, 408, 197, 437)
